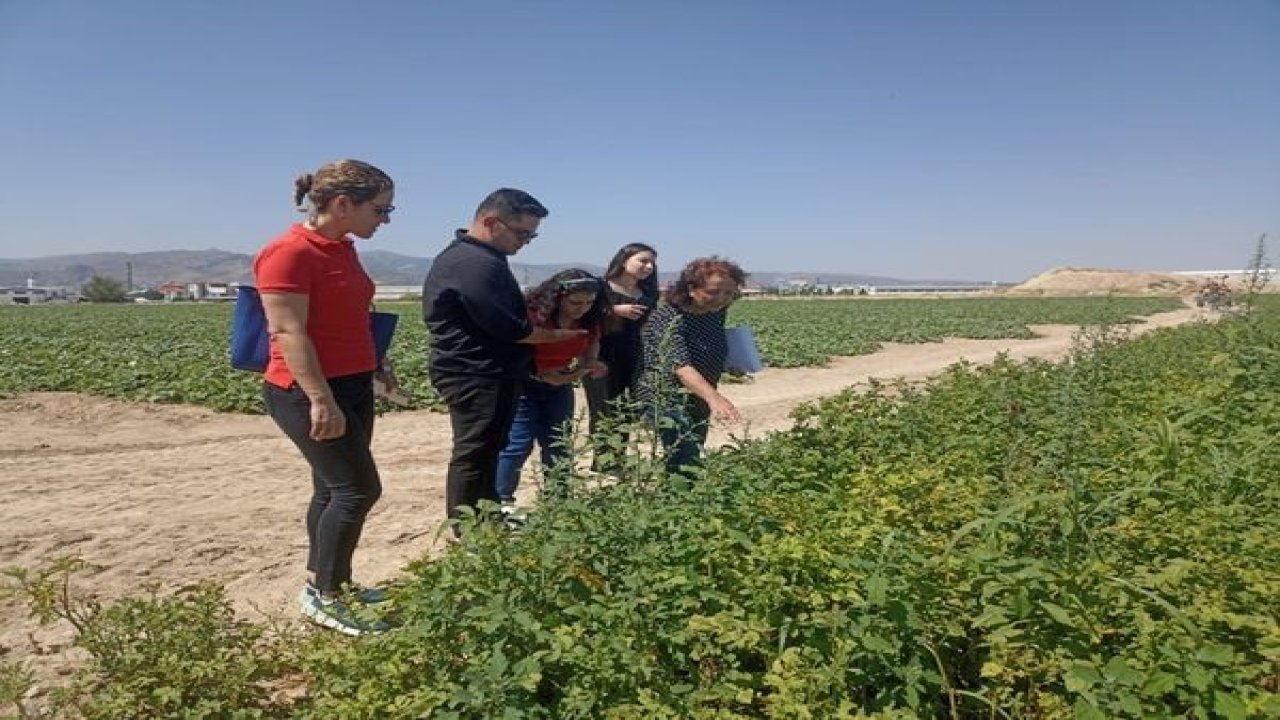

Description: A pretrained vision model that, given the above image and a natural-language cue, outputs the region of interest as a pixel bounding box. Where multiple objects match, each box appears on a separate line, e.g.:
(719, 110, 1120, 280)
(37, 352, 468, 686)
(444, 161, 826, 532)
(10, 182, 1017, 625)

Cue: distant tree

(67, 264, 96, 284)
(81, 275, 127, 303)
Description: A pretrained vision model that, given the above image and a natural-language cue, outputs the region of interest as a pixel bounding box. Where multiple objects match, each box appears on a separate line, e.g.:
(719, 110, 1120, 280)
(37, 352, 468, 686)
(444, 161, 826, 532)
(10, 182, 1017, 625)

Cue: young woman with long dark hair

(582, 243, 658, 470)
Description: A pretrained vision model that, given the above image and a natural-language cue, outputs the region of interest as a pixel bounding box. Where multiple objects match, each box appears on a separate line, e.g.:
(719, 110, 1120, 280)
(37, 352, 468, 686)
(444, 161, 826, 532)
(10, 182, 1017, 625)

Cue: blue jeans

(495, 380, 575, 504)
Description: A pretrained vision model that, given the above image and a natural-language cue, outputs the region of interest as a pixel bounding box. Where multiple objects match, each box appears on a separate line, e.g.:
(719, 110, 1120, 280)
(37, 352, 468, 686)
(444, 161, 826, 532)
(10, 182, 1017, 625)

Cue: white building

(373, 285, 420, 301)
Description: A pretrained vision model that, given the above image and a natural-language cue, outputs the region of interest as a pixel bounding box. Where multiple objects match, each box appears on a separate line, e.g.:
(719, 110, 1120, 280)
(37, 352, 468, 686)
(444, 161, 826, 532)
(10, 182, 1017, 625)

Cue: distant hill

(0, 249, 960, 289)
(0, 249, 600, 289)
(0, 250, 254, 288)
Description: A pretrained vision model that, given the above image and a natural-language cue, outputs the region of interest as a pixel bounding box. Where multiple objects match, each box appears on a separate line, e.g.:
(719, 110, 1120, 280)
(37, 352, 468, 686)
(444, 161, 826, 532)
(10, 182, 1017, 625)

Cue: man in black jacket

(422, 188, 584, 538)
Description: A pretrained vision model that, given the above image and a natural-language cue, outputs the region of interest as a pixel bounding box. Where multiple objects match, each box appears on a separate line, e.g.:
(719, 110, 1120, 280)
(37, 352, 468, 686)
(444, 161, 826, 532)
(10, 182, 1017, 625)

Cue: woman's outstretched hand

(612, 303, 647, 320)
(708, 394, 742, 424)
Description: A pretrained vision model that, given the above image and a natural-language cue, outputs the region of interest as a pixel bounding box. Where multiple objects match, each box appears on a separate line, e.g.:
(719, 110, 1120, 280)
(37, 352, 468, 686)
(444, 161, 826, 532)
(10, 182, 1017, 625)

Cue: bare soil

(0, 303, 1204, 684)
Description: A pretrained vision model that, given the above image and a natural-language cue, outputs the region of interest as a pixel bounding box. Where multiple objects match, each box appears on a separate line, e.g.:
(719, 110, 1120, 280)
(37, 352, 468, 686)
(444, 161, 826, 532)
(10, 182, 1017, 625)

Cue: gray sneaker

(300, 593, 388, 636)
(304, 581, 389, 605)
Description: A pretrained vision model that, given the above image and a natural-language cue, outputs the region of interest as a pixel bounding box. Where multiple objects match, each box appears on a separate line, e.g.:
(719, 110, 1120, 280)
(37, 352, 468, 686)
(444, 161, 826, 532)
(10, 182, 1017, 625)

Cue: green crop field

(4, 297, 1274, 718)
(0, 296, 1182, 413)
(730, 296, 1184, 367)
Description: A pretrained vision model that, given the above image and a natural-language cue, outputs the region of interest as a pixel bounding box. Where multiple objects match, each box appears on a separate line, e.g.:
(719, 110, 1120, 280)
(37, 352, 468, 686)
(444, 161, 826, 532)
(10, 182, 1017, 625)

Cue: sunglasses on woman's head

(557, 277, 601, 292)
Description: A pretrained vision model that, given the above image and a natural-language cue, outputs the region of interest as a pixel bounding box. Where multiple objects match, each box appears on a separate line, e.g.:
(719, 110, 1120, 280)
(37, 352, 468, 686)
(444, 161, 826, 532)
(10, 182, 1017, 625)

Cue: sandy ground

(0, 303, 1204, 681)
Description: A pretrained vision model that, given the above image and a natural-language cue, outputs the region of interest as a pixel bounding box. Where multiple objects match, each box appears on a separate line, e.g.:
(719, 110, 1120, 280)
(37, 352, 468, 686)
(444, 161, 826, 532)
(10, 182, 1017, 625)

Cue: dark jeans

(263, 373, 381, 594)
(495, 380, 575, 504)
(431, 372, 522, 523)
(650, 397, 712, 472)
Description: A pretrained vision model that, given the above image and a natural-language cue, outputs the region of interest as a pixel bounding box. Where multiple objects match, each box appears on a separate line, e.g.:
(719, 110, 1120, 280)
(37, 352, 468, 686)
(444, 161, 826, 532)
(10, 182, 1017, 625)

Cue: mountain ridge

(0, 249, 978, 289)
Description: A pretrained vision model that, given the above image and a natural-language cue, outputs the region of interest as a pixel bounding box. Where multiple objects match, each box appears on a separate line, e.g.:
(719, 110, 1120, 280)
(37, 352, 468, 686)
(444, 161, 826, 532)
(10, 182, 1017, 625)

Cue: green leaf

(1186, 667, 1212, 692)
(866, 575, 887, 606)
(1072, 697, 1106, 720)
(1195, 643, 1234, 666)
(1213, 691, 1246, 720)
(1102, 656, 1143, 686)
(1040, 601, 1074, 627)
(1116, 693, 1143, 715)
(1064, 662, 1102, 692)
(1141, 671, 1179, 696)
(862, 633, 896, 655)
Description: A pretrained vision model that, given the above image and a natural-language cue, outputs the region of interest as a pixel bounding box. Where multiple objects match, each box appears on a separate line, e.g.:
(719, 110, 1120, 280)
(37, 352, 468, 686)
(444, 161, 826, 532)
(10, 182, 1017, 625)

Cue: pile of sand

(1009, 267, 1198, 295)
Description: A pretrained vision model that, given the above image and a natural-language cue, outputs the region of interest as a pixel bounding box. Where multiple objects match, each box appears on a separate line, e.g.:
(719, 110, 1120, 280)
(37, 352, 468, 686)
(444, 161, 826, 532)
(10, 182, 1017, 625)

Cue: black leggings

(264, 373, 382, 594)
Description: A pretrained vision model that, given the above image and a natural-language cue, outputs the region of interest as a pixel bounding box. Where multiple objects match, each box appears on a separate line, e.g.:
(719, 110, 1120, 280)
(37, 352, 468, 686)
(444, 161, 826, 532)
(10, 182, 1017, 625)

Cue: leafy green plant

(0, 660, 38, 720)
(2, 557, 298, 719)
(288, 297, 1273, 717)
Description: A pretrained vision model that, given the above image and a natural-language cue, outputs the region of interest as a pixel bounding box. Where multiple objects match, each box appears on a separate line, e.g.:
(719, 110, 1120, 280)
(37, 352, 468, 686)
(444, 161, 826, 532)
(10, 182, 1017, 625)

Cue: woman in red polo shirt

(254, 159, 394, 636)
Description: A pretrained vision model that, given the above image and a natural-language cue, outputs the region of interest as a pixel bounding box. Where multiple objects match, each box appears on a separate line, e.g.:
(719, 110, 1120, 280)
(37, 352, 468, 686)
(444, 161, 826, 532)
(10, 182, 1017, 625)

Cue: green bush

(2, 558, 297, 719)
(295, 299, 1277, 717)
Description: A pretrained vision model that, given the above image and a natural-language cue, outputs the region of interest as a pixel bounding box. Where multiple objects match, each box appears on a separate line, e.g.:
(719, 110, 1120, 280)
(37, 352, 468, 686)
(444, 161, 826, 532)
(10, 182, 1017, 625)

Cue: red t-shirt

(254, 224, 376, 388)
(531, 312, 599, 374)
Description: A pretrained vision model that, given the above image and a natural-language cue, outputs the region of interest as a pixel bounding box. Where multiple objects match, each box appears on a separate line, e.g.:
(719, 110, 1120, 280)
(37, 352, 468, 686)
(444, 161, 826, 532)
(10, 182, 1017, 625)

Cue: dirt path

(0, 304, 1203, 676)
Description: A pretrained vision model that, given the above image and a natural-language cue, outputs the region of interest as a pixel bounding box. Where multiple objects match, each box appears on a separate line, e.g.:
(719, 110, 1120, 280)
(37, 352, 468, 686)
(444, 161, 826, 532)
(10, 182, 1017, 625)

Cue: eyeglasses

(558, 276, 601, 292)
(372, 204, 395, 218)
(494, 217, 538, 241)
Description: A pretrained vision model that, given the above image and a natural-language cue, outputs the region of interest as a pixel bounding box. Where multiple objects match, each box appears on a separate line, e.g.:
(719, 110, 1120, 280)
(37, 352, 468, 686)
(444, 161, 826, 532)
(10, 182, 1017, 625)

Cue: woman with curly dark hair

(495, 269, 610, 508)
(635, 256, 747, 473)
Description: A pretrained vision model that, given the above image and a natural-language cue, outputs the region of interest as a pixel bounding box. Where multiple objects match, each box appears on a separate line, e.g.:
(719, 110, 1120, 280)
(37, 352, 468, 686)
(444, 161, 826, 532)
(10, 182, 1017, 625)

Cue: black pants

(583, 363, 638, 470)
(431, 372, 522, 523)
(264, 374, 381, 594)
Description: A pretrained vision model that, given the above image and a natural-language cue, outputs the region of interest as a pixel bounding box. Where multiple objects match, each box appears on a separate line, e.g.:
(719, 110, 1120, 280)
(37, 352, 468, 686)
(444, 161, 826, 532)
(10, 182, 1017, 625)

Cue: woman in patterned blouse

(635, 256, 747, 472)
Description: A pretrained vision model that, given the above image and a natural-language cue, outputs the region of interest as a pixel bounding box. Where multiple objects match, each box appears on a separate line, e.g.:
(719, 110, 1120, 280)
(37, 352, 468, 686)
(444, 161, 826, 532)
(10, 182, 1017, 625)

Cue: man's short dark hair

(475, 188, 548, 220)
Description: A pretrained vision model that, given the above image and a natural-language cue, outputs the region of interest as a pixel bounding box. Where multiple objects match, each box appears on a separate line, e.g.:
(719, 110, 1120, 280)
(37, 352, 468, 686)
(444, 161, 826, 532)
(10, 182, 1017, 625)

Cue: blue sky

(1, 1, 1276, 281)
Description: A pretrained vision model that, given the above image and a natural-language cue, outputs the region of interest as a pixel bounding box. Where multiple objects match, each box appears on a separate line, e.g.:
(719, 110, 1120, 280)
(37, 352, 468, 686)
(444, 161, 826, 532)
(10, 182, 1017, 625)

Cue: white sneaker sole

(301, 603, 370, 636)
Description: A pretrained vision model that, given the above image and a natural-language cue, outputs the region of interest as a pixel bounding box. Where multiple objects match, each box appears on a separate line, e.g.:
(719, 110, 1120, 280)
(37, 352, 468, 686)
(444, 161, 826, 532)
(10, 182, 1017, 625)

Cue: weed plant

(1, 558, 300, 718)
